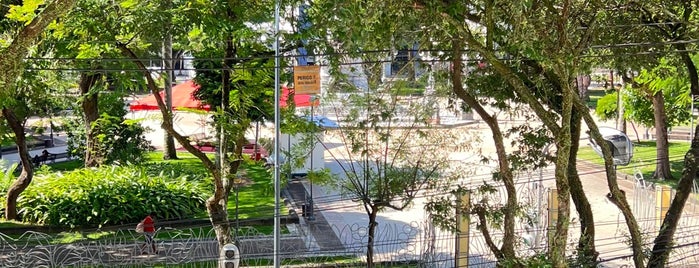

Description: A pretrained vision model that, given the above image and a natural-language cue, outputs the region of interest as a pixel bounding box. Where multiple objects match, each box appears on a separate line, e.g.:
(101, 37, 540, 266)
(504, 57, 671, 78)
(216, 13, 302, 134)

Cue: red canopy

(281, 86, 319, 108)
(129, 82, 317, 111)
(129, 81, 210, 111)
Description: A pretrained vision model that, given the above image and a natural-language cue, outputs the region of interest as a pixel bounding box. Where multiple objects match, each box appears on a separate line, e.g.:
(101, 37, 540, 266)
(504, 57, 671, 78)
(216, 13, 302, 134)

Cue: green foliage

(624, 58, 693, 128)
(578, 141, 690, 185)
(63, 116, 85, 158)
(91, 114, 152, 165)
(65, 92, 151, 165)
(5, 0, 42, 23)
(423, 186, 467, 233)
(0, 162, 19, 217)
(595, 92, 618, 121)
(499, 254, 552, 268)
(16, 165, 207, 228)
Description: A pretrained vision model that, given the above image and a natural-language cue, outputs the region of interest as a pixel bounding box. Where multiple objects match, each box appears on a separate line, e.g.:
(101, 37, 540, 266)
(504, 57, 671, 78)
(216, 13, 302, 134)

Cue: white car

(589, 127, 633, 166)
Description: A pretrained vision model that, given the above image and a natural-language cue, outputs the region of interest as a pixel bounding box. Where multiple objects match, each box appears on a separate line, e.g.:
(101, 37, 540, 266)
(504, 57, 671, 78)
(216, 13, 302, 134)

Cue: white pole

(273, 0, 281, 267)
(308, 96, 316, 221)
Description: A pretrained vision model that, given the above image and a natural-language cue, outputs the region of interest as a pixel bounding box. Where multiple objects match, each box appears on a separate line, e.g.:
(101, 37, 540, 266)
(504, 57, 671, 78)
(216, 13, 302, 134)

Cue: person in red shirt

(139, 212, 157, 254)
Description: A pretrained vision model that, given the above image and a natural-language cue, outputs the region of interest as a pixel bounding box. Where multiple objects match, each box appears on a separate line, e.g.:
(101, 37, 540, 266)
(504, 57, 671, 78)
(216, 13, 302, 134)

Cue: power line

(22, 47, 699, 73)
(19, 38, 699, 65)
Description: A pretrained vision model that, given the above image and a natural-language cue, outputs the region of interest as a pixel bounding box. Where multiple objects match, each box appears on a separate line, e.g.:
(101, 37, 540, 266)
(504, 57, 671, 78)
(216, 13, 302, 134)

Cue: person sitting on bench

(40, 150, 50, 163)
(32, 155, 42, 167)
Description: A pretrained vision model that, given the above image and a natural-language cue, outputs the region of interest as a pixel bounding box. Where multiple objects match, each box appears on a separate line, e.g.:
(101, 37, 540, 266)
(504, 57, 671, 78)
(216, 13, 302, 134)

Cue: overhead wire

(18, 36, 699, 73)
(5, 10, 699, 268)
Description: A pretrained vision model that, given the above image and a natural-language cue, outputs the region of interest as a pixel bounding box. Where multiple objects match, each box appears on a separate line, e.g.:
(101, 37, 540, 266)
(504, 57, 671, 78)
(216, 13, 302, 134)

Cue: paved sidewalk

(0, 137, 70, 171)
(286, 179, 345, 253)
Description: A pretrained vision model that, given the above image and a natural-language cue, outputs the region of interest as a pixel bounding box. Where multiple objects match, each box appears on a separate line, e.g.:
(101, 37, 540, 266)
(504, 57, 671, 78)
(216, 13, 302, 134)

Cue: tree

(418, 2, 642, 265)
(597, 2, 699, 262)
(598, 1, 698, 179)
(0, 0, 77, 220)
(322, 62, 463, 267)
(171, 0, 299, 248)
(627, 58, 693, 180)
(46, 0, 161, 167)
(112, 0, 304, 249)
(308, 0, 631, 266)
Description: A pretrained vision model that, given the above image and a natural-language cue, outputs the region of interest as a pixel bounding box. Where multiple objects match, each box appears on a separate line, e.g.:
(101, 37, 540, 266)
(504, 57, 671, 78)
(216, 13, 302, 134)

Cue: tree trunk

(449, 39, 516, 260)
(366, 207, 378, 267)
(550, 81, 573, 268)
(79, 71, 102, 167)
(652, 91, 672, 180)
(582, 108, 645, 267)
(117, 43, 228, 250)
(207, 194, 233, 249)
(568, 109, 598, 264)
(2, 108, 33, 220)
(676, 43, 699, 96)
(577, 75, 591, 103)
(647, 124, 699, 267)
(162, 6, 177, 160)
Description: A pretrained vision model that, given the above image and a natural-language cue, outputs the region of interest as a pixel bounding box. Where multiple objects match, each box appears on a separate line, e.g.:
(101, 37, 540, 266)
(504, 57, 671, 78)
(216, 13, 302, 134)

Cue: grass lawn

(0, 222, 288, 245)
(45, 159, 84, 171)
(586, 88, 607, 109)
(146, 151, 284, 220)
(0, 220, 38, 228)
(144, 151, 284, 219)
(577, 140, 691, 187)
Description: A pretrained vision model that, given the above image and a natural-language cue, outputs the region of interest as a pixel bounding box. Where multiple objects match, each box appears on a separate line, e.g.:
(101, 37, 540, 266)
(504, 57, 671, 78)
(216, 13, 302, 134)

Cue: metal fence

(20, 173, 697, 267)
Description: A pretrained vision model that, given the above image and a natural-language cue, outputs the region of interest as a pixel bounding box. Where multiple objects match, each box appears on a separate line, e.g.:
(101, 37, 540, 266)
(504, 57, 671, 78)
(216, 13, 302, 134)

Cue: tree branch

(473, 205, 504, 259)
(0, 0, 78, 99)
(116, 43, 220, 180)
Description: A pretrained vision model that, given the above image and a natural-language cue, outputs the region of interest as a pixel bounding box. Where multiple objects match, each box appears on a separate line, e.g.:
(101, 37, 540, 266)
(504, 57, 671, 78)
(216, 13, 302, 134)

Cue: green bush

(16, 165, 207, 228)
(64, 92, 152, 166)
(0, 162, 19, 218)
(595, 91, 618, 121)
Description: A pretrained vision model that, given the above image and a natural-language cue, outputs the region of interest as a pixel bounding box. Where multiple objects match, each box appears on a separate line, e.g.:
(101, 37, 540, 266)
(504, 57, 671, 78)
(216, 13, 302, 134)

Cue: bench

(13, 152, 72, 173)
(187, 133, 216, 148)
(45, 152, 72, 164)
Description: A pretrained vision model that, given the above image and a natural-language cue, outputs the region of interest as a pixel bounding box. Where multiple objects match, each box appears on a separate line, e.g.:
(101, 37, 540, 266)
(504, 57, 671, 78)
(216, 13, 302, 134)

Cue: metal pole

(308, 97, 315, 221)
(235, 183, 239, 245)
(535, 143, 550, 251)
(273, 0, 281, 266)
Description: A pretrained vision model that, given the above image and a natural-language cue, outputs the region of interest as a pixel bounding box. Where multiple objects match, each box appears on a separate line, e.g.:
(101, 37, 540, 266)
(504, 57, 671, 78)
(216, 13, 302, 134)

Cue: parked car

(588, 127, 633, 166)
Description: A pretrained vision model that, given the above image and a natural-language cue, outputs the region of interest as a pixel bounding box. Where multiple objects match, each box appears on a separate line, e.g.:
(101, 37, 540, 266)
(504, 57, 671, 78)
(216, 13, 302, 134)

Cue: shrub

(64, 92, 152, 165)
(595, 92, 618, 121)
(0, 162, 20, 219)
(16, 165, 207, 228)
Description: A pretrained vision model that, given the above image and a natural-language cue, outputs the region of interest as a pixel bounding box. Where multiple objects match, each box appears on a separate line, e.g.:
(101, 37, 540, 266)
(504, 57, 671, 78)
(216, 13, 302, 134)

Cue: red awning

(129, 81, 210, 111)
(281, 86, 319, 108)
(129, 82, 317, 111)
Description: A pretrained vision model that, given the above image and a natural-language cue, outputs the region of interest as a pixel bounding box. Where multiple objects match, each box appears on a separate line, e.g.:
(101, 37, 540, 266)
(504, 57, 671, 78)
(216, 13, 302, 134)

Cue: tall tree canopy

(308, 0, 699, 267)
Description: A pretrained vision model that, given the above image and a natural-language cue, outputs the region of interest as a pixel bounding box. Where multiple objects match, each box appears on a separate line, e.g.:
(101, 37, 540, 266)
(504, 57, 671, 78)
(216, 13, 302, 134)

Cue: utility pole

(273, 0, 281, 266)
(162, 1, 177, 159)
